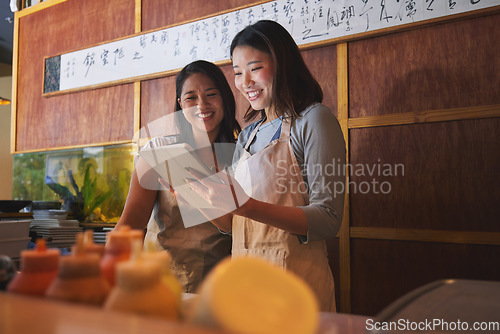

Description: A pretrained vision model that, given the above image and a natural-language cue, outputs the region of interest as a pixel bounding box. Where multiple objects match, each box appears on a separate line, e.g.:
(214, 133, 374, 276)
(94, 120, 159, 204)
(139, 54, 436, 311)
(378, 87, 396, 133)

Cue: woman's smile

(246, 89, 263, 101)
(178, 72, 224, 139)
(195, 111, 215, 120)
(232, 45, 274, 112)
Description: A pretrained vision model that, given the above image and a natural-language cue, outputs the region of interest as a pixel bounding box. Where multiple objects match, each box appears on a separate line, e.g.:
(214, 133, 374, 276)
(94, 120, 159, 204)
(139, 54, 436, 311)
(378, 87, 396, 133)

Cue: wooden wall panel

(350, 239, 500, 316)
(326, 238, 341, 310)
(141, 76, 176, 129)
(302, 45, 338, 118)
(349, 14, 500, 118)
(349, 118, 500, 232)
(15, 0, 136, 151)
(346, 12, 500, 315)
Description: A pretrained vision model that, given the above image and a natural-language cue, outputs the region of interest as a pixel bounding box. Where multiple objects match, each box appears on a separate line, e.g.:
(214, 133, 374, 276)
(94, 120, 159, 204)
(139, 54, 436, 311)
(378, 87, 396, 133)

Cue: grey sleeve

(291, 104, 346, 243)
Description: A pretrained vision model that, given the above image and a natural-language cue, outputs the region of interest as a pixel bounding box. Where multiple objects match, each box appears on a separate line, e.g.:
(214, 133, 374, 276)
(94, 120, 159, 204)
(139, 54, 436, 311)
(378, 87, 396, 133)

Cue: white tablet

(138, 143, 216, 209)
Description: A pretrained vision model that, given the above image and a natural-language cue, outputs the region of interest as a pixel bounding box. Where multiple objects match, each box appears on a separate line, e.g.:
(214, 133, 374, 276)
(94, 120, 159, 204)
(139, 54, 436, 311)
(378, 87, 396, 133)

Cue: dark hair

(174, 60, 240, 144)
(230, 20, 323, 122)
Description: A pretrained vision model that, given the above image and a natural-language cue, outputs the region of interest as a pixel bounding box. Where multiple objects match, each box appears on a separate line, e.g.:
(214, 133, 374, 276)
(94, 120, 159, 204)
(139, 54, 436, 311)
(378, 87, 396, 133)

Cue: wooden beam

(351, 227, 500, 246)
(336, 42, 351, 313)
(10, 12, 20, 154)
(134, 0, 142, 148)
(12, 140, 132, 154)
(348, 104, 500, 129)
(15, 0, 68, 17)
(135, 0, 142, 33)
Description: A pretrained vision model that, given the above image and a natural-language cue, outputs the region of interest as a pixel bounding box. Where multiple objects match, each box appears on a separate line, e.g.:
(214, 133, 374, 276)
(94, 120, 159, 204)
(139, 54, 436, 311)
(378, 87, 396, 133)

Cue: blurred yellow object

(188, 256, 319, 334)
(0, 97, 10, 105)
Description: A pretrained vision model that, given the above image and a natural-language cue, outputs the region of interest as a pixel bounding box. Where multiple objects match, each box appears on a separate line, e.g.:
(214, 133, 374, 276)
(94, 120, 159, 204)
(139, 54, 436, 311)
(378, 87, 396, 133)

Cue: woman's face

(232, 46, 274, 112)
(178, 72, 225, 141)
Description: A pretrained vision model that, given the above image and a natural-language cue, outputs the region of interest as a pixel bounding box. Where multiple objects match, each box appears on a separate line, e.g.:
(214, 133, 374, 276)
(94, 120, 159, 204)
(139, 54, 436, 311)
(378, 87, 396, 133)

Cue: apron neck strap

(244, 119, 264, 150)
(244, 116, 292, 151)
(280, 117, 291, 140)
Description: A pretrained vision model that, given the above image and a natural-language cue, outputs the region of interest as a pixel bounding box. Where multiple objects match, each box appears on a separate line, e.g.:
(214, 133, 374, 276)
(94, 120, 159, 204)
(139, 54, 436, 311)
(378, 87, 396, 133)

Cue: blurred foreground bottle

(104, 240, 180, 320)
(7, 239, 60, 296)
(45, 232, 110, 305)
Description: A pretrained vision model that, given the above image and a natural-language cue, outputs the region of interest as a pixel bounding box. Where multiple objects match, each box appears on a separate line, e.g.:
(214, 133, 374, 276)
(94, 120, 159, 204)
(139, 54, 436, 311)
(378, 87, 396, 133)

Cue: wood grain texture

(349, 13, 500, 118)
(15, 0, 136, 151)
(326, 237, 341, 311)
(349, 118, 500, 232)
(351, 227, 500, 246)
(140, 76, 177, 130)
(348, 104, 500, 129)
(335, 42, 350, 313)
(302, 45, 338, 118)
(350, 239, 500, 316)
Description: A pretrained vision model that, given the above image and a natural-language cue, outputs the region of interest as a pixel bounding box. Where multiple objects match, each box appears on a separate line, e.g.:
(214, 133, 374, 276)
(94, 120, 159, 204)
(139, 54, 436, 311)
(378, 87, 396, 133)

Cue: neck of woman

(192, 131, 218, 170)
(192, 130, 217, 148)
(263, 107, 278, 124)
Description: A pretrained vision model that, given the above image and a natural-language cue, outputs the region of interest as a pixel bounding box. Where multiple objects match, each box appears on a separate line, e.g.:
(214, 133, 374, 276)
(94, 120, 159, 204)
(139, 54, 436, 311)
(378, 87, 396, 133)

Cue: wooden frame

(351, 227, 500, 246)
(348, 104, 500, 129)
(336, 42, 351, 313)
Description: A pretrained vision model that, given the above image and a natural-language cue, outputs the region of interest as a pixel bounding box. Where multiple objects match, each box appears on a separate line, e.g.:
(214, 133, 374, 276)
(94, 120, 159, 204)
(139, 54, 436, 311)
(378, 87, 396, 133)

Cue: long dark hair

(174, 60, 240, 144)
(230, 20, 323, 123)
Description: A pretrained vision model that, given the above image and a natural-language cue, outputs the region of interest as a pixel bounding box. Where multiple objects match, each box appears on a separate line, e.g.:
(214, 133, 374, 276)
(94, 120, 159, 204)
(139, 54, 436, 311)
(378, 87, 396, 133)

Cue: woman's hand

(158, 176, 235, 232)
(184, 167, 250, 216)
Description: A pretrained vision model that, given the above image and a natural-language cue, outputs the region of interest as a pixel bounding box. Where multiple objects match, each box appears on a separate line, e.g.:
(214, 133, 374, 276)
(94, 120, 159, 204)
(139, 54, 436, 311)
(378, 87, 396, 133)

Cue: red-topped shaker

(7, 239, 60, 296)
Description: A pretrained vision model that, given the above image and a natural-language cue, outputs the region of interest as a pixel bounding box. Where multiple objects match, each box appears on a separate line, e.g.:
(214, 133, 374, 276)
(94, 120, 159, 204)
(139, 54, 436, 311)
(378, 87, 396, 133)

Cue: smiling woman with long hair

(114, 60, 240, 293)
(186, 21, 346, 311)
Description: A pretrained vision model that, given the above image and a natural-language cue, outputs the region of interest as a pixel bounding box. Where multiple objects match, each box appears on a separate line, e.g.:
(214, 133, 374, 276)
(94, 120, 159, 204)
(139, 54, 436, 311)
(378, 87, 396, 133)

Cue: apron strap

(244, 118, 264, 151)
(279, 117, 291, 141)
(244, 115, 292, 152)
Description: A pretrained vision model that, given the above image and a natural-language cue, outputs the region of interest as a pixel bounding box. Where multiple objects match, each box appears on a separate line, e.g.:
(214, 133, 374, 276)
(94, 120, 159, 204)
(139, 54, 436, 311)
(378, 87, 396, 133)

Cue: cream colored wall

(0, 64, 13, 200)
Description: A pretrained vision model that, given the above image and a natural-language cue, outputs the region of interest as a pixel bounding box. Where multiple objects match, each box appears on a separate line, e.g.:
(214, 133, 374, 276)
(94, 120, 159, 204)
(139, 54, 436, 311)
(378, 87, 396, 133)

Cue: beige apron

(151, 189, 232, 293)
(233, 118, 336, 312)
(141, 137, 233, 294)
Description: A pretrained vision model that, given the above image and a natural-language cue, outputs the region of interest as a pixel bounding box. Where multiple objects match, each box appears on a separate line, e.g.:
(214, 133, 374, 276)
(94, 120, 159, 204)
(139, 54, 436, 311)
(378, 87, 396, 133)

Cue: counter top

(0, 292, 371, 334)
(0, 292, 220, 334)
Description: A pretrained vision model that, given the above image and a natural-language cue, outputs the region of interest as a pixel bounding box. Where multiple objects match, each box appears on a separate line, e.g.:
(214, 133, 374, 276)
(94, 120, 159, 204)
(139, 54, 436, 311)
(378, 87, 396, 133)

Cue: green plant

(46, 164, 112, 222)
